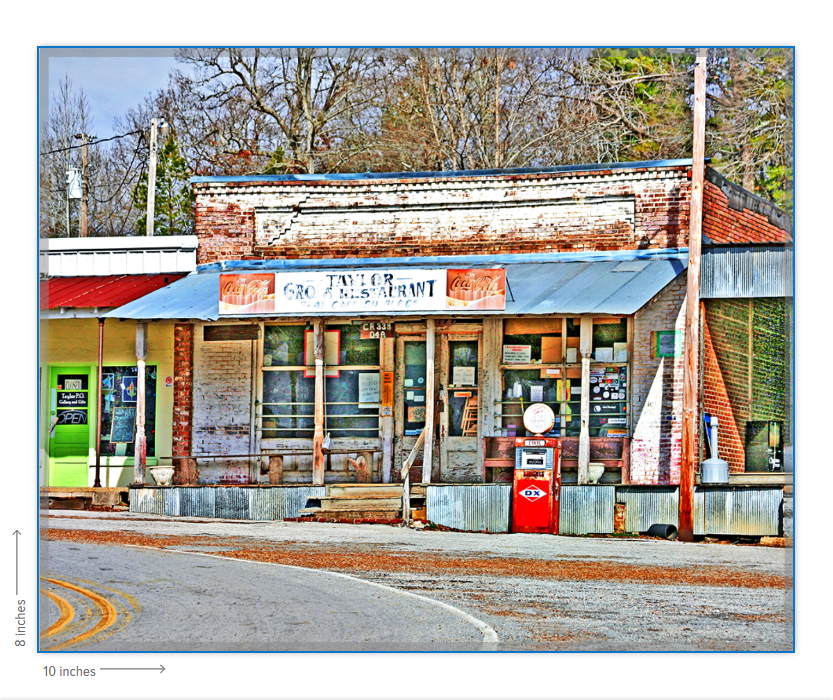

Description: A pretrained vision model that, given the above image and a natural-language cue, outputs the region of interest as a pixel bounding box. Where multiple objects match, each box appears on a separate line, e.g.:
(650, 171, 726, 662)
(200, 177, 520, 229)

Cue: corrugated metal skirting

(559, 486, 616, 535)
(427, 485, 511, 533)
(130, 486, 326, 520)
(616, 487, 782, 536)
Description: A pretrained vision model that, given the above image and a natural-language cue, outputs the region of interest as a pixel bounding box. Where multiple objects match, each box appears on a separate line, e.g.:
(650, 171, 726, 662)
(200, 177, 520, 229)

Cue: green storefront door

(48, 366, 95, 487)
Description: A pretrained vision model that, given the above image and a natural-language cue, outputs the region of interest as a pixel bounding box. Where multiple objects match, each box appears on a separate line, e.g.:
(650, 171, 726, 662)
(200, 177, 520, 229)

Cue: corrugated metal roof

(106, 252, 687, 321)
(41, 274, 185, 310)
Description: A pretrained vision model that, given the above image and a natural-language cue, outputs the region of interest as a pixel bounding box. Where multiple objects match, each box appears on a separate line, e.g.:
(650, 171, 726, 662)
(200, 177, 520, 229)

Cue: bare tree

(175, 48, 389, 174)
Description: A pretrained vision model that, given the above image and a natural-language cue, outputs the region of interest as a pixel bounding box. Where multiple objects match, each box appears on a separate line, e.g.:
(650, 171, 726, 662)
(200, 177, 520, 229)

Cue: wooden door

(439, 336, 481, 482)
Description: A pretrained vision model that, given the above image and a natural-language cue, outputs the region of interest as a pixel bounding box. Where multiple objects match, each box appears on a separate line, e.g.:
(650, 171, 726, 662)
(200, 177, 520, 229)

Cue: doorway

(47, 365, 95, 487)
(440, 336, 481, 481)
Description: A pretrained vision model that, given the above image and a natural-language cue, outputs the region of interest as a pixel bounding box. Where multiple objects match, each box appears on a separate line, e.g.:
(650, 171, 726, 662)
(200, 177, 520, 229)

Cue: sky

(42, 48, 181, 135)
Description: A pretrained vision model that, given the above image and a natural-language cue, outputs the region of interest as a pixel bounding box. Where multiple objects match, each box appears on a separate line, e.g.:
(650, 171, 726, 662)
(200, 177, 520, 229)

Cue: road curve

(41, 541, 497, 652)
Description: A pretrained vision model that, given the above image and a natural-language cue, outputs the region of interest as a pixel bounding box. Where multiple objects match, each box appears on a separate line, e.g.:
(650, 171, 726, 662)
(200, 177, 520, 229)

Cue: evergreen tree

(133, 131, 193, 235)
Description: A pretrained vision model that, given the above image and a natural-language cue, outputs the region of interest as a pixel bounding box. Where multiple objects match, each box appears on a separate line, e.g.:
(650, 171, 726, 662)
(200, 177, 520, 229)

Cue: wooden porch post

(423, 318, 436, 484)
(312, 318, 326, 486)
(577, 315, 593, 484)
(133, 322, 148, 486)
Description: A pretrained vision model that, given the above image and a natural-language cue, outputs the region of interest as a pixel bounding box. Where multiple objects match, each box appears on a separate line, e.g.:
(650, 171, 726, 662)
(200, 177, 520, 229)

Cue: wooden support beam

(423, 318, 436, 484)
(680, 49, 708, 542)
(577, 315, 593, 484)
(312, 318, 326, 486)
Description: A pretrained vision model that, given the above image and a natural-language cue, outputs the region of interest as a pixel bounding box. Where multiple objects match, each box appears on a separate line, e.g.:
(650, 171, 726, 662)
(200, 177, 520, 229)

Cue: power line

(39, 129, 145, 156)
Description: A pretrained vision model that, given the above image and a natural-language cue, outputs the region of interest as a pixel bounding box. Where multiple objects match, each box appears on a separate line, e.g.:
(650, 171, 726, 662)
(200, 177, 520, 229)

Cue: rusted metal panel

(129, 488, 165, 515)
(179, 487, 216, 518)
(427, 485, 511, 533)
(702, 487, 782, 536)
(700, 246, 792, 299)
(559, 486, 615, 535)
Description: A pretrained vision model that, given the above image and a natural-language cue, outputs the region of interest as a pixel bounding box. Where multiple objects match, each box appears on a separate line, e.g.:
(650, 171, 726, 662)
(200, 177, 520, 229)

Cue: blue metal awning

(105, 250, 688, 321)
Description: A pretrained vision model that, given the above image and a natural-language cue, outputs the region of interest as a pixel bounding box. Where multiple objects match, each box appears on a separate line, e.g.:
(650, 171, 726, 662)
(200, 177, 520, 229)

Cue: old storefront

(109, 160, 791, 533)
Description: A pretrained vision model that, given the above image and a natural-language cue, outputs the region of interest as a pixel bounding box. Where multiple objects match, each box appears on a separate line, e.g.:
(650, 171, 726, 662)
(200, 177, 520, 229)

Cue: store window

(99, 365, 156, 458)
(262, 325, 314, 438)
(324, 324, 381, 439)
(403, 341, 427, 436)
(498, 317, 630, 437)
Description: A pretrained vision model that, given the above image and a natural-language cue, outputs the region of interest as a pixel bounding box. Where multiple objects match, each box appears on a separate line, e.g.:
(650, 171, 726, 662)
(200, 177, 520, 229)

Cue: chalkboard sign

(110, 406, 136, 443)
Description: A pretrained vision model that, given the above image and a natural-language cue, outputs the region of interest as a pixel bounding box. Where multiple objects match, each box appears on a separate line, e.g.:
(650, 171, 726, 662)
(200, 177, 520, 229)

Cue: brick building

(109, 159, 792, 501)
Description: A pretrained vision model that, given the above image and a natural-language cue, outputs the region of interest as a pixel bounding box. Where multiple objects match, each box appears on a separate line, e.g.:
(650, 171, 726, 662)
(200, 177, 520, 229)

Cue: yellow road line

(66, 577, 143, 613)
(40, 589, 74, 638)
(42, 578, 118, 651)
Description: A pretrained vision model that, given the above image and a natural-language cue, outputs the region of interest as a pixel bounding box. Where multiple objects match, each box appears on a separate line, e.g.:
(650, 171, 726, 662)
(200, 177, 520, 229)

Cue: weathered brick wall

(703, 168, 792, 244)
(194, 167, 692, 264)
(702, 298, 789, 473)
(172, 323, 193, 448)
(630, 274, 688, 484)
(192, 327, 255, 483)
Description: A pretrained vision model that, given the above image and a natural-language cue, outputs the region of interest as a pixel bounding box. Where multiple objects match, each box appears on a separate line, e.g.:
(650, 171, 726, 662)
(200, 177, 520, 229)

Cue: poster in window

(102, 373, 115, 391)
(121, 375, 139, 403)
(452, 366, 476, 386)
(503, 345, 532, 364)
(358, 373, 381, 409)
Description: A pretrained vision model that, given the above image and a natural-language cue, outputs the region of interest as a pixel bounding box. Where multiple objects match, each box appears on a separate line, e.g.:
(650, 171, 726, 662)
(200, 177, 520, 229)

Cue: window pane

(263, 325, 306, 367)
(326, 324, 380, 365)
(99, 365, 156, 457)
(262, 370, 315, 438)
(325, 370, 380, 438)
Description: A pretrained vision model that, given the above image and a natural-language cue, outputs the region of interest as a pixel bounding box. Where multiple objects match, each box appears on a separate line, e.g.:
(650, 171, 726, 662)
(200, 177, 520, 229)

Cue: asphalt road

(40, 540, 496, 652)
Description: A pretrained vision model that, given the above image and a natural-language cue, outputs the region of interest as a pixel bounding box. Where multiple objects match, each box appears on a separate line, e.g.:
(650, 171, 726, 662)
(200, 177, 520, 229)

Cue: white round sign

(523, 403, 556, 435)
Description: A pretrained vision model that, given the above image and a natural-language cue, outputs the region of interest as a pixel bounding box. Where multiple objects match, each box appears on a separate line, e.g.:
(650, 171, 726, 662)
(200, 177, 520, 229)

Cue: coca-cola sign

(446, 269, 506, 310)
(219, 274, 276, 314)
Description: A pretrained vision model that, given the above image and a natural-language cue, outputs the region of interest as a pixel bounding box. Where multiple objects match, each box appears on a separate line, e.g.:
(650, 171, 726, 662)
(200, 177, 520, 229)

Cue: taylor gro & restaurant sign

(219, 269, 506, 315)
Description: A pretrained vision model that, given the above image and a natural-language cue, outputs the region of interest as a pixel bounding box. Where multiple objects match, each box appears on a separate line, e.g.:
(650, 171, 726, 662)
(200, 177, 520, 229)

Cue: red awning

(40, 274, 185, 310)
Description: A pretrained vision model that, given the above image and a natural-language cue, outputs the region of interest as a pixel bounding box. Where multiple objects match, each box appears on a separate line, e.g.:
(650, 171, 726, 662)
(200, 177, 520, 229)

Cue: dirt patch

(44, 528, 789, 590)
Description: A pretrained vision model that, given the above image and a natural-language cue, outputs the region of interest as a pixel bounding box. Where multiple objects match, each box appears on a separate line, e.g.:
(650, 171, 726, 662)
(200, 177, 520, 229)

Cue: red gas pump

(511, 404, 561, 534)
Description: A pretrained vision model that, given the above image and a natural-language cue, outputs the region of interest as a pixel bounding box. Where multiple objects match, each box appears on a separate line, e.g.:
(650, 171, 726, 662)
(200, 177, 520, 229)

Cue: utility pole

(146, 119, 159, 237)
(680, 49, 708, 542)
(78, 134, 89, 238)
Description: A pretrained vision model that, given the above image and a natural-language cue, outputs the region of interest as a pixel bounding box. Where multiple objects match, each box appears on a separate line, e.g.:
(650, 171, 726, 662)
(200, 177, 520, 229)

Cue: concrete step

(327, 484, 403, 499)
